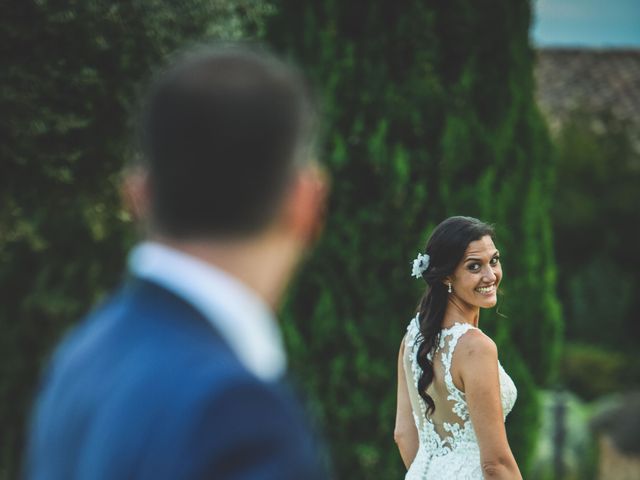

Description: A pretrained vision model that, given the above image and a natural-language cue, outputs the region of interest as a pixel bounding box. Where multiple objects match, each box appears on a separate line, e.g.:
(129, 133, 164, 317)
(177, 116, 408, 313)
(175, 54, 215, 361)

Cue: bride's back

(425, 333, 466, 441)
(403, 318, 474, 448)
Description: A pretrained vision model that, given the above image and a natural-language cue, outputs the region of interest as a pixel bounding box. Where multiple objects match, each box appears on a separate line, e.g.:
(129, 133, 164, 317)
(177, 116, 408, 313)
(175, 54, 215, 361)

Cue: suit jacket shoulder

(26, 279, 326, 480)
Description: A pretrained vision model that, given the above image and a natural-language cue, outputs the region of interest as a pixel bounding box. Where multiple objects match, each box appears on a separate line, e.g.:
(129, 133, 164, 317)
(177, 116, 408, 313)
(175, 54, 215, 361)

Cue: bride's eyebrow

(464, 251, 500, 262)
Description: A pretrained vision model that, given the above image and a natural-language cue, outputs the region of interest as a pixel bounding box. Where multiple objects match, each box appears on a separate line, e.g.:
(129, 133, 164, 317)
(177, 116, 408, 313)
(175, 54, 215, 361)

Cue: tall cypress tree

(267, 1, 561, 477)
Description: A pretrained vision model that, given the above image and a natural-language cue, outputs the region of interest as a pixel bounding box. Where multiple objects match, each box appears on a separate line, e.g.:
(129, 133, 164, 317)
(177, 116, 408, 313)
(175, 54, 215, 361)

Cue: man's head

(137, 44, 319, 239)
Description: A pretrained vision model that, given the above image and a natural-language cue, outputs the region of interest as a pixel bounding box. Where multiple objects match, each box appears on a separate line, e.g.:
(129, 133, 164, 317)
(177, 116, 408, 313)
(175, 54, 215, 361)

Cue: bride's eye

(490, 256, 500, 265)
(468, 263, 480, 272)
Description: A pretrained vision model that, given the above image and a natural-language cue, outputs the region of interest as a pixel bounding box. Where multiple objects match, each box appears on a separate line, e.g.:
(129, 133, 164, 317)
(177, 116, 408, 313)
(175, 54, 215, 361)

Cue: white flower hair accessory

(411, 253, 430, 279)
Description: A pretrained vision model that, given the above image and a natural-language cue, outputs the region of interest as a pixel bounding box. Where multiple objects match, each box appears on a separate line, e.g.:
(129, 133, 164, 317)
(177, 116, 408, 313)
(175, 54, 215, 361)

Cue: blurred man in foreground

(25, 43, 328, 479)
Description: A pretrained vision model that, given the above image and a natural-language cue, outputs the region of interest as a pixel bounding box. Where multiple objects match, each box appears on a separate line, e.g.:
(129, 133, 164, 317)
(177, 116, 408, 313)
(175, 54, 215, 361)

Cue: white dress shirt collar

(128, 241, 287, 382)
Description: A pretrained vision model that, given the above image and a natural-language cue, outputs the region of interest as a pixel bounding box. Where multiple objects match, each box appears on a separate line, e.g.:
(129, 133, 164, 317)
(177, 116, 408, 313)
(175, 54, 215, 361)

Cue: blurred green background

(2, 1, 638, 479)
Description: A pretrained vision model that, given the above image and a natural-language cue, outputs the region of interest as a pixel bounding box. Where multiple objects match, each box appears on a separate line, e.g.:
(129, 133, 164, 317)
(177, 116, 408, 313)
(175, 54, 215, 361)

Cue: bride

(395, 216, 522, 479)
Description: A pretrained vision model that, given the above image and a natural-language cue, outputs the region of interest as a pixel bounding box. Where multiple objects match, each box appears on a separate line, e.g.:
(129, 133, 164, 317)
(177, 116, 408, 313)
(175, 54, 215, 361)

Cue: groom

(25, 44, 328, 479)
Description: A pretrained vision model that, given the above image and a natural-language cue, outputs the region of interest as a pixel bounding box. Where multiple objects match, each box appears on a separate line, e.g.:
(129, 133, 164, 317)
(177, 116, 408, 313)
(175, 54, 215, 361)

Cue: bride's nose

(483, 266, 497, 282)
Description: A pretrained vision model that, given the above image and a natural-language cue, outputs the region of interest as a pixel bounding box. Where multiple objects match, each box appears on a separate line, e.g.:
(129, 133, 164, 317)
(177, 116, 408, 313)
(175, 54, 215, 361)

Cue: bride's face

(448, 235, 502, 309)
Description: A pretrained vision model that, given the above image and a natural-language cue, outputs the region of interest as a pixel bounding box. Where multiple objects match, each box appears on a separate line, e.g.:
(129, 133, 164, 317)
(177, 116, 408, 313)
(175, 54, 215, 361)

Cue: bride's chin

(480, 297, 498, 308)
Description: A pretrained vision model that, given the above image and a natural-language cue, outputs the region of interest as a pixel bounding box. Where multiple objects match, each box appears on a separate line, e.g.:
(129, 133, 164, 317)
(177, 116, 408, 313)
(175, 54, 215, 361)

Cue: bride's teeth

(476, 285, 494, 293)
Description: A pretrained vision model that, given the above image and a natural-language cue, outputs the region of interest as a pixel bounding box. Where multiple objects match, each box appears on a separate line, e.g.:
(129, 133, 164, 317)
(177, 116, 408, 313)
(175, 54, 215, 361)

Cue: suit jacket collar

(128, 241, 287, 382)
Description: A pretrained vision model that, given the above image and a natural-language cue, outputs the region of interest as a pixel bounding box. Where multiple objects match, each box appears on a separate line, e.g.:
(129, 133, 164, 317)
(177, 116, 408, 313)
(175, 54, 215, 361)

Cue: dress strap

(405, 314, 420, 351)
(404, 315, 428, 418)
(442, 322, 475, 350)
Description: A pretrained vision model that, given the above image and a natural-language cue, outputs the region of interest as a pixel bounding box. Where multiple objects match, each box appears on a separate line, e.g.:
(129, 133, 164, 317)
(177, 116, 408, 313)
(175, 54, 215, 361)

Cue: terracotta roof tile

(535, 48, 640, 129)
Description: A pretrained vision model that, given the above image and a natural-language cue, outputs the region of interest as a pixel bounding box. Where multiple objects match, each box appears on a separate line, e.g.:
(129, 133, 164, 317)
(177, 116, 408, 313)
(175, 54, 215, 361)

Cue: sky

(532, 0, 640, 47)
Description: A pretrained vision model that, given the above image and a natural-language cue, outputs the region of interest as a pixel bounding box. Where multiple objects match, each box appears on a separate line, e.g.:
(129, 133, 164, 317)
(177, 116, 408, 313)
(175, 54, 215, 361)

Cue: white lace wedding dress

(403, 315, 517, 479)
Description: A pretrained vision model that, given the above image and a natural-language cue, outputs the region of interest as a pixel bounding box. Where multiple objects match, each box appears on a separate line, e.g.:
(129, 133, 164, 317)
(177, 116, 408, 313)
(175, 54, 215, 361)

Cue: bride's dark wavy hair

(416, 216, 495, 414)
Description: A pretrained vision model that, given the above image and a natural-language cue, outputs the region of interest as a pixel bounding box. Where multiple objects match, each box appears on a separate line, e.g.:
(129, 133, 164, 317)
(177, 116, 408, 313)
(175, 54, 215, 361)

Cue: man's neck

(150, 233, 299, 311)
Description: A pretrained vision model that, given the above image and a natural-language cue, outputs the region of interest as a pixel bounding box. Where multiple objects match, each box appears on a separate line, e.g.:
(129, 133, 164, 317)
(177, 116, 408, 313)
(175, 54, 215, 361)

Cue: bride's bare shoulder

(454, 328, 498, 366)
(451, 328, 499, 391)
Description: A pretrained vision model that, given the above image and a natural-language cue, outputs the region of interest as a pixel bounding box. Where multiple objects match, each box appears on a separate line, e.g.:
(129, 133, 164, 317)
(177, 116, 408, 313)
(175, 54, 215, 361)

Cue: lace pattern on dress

(404, 315, 517, 480)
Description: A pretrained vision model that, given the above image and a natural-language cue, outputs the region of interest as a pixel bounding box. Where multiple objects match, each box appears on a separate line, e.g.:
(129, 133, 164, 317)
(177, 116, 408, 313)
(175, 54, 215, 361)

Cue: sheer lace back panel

(403, 315, 517, 478)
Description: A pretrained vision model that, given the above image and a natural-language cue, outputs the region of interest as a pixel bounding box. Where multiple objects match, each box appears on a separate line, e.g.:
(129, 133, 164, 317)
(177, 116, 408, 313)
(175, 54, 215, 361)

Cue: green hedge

(0, 2, 270, 478)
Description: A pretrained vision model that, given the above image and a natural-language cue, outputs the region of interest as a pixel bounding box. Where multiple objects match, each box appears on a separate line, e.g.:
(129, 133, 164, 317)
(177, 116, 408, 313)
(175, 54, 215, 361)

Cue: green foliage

(561, 342, 640, 401)
(0, 2, 271, 478)
(552, 111, 640, 355)
(267, 0, 561, 477)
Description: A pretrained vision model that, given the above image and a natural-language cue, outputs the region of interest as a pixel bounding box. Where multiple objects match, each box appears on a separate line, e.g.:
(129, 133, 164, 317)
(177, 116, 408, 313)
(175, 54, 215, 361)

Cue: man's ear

(121, 166, 151, 222)
(281, 163, 329, 245)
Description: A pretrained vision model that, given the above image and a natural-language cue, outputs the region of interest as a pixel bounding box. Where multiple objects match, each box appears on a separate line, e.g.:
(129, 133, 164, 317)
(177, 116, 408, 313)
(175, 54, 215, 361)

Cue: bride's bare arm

(455, 330, 522, 479)
(394, 337, 419, 469)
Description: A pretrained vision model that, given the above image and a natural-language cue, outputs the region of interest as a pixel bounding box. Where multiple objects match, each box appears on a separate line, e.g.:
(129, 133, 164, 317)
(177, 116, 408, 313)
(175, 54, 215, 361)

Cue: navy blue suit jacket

(26, 278, 326, 479)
